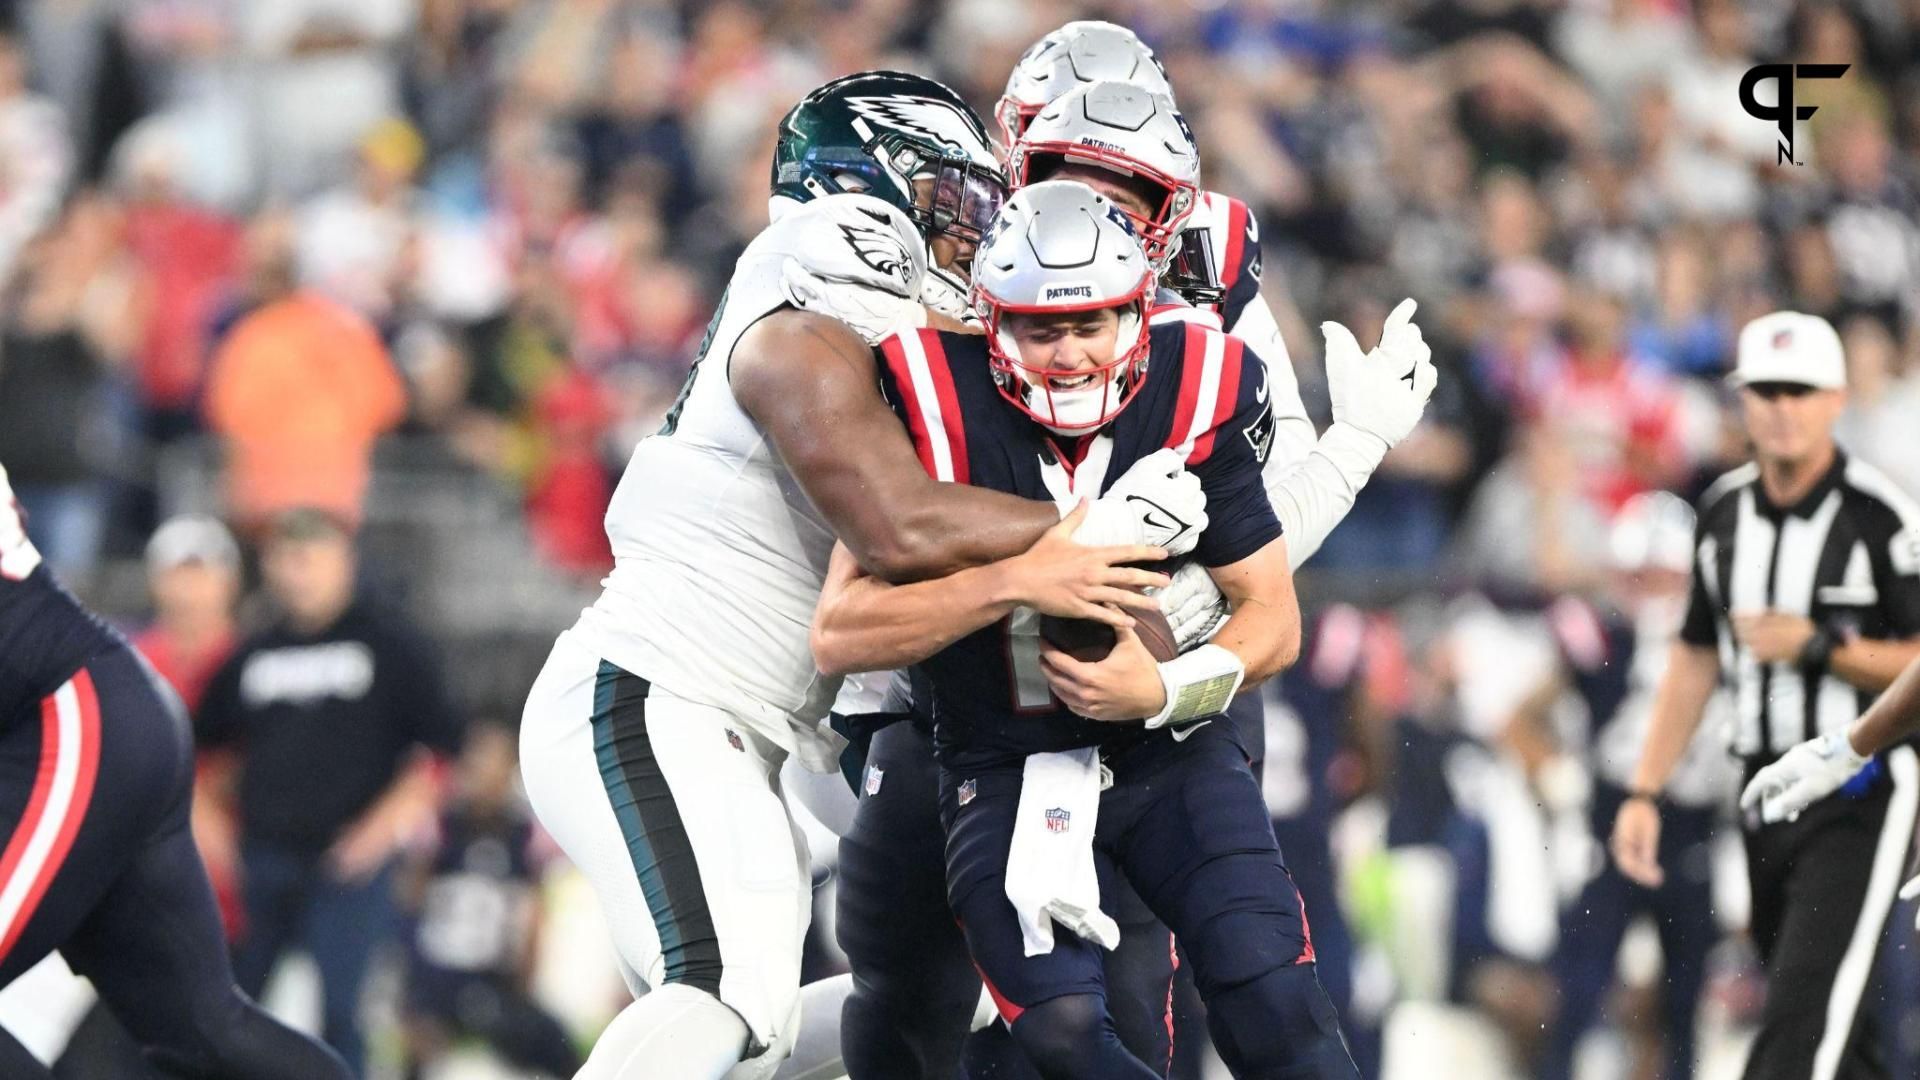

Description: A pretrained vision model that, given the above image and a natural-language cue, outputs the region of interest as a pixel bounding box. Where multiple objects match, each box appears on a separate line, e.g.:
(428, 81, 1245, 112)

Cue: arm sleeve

(1192, 340, 1284, 568)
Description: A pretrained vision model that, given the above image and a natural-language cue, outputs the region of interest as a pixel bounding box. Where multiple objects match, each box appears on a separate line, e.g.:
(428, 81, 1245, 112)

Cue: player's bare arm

(810, 502, 1168, 677)
(1041, 533, 1300, 723)
(731, 308, 1061, 583)
(1844, 654, 1920, 754)
(1609, 641, 1719, 887)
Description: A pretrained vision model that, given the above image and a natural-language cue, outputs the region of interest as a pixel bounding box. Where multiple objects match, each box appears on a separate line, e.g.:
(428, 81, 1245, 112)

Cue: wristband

(1625, 787, 1661, 806)
(1797, 625, 1838, 676)
(1145, 644, 1246, 729)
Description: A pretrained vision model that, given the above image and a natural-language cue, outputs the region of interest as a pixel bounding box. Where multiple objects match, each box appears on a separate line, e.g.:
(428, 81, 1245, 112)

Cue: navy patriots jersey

(875, 321, 1282, 769)
(1213, 194, 1264, 332)
(0, 563, 120, 725)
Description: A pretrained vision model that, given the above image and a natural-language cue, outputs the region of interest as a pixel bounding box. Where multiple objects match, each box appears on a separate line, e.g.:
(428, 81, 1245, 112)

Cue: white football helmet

(972, 180, 1155, 435)
(1010, 80, 1200, 271)
(1609, 491, 1696, 575)
(996, 21, 1172, 151)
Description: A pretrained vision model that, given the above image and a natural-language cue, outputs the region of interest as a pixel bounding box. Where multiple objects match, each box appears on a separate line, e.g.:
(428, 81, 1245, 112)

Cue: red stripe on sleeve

(878, 334, 939, 480)
(917, 329, 969, 485)
(17, 669, 101, 947)
(1163, 323, 1208, 453)
(1188, 333, 1245, 467)
(0, 668, 103, 962)
(0, 702, 65, 929)
(1220, 196, 1249, 294)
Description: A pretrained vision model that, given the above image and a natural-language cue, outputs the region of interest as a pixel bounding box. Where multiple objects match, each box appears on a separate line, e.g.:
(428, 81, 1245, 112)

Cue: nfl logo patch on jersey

(725, 728, 745, 752)
(958, 778, 978, 806)
(1045, 807, 1071, 833)
(864, 765, 884, 796)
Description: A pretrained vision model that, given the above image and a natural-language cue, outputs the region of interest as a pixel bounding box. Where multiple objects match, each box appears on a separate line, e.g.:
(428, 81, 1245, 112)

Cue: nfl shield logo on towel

(958, 778, 977, 806)
(864, 765, 884, 796)
(724, 728, 745, 752)
(1045, 808, 1071, 833)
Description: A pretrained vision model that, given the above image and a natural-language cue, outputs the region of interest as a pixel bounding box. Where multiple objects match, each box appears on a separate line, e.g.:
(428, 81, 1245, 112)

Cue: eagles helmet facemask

(773, 71, 1008, 254)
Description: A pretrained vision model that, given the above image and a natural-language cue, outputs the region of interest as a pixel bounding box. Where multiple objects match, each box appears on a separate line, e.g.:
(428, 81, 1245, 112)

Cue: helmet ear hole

(831, 172, 872, 194)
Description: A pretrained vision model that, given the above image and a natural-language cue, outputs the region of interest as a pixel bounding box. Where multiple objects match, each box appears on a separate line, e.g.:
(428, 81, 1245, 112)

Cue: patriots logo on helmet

(846, 95, 994, 163)
(838, 222, 913, 286)
(1044, 807, 1072, 833)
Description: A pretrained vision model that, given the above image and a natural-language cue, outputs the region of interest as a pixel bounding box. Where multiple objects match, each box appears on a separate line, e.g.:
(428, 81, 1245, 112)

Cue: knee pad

(1187, 907, 1312, 995)
(1205, 965, 1356, 1079)
(1008, 994, 1147, 1080)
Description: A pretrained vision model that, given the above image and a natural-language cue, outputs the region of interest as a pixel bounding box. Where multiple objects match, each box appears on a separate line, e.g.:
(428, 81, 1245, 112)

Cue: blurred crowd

(3, 0, 1920, 1076)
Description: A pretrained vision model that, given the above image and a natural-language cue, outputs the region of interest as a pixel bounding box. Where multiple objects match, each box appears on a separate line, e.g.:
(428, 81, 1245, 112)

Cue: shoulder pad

(751, 193, 929, 299)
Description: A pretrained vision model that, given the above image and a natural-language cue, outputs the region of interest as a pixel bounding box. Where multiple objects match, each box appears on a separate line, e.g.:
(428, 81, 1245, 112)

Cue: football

(1039, 606, 1181, 664)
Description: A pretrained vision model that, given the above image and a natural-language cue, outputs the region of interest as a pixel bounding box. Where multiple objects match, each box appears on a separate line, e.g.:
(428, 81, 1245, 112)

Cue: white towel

(1003, 748, 1120, 956)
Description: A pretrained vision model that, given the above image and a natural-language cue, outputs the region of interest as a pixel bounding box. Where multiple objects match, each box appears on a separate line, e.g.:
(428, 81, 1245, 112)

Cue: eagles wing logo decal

(838, 222, 913, 288)
(845, 95, 992, 162)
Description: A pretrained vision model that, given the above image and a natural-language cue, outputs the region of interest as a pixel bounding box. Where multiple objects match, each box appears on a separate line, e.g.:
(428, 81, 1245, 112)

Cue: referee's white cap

(1731, 311, 1846, 390)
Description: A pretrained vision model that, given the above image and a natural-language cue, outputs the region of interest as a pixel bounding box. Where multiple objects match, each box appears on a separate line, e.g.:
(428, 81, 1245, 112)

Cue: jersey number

(658, 286, 730, 437)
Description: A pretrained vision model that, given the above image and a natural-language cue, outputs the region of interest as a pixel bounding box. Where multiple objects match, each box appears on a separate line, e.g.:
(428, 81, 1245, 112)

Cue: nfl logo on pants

(1045, 807, 1071, 833)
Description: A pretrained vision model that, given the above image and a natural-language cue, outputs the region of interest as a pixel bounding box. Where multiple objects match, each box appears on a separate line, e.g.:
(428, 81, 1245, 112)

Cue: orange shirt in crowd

(204, 291, 406, 527)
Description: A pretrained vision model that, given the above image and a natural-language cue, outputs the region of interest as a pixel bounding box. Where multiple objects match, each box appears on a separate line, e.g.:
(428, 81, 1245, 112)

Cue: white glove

(1074, 448, 1208, 557)
(0, 463, 43, 580)
(1155, 561, 1228, 651)
(1738, 730, 1871, 824)
(1900, 875, 1920, 931)
(781, 259, 927, 345)
(1323, 297, 1438, 450)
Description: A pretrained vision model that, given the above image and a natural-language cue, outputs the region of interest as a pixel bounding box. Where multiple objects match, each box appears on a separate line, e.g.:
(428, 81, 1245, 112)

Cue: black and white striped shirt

(1682, 451, 1920, 761)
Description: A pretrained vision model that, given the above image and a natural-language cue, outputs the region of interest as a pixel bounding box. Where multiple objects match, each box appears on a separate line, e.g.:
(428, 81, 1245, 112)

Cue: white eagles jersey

(574, 194, 930, 772)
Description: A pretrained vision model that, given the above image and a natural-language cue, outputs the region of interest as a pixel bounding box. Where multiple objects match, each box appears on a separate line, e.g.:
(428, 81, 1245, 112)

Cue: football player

(835, 49, 1436, 1080)
(814, 181, 1366, 1079)
(517, 72, 1204, 1080)
(0, 464, 352, 1080)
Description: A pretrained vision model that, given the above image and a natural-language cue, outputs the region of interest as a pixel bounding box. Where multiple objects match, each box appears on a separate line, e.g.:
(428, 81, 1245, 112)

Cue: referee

(1610, 311, 1920, 1080)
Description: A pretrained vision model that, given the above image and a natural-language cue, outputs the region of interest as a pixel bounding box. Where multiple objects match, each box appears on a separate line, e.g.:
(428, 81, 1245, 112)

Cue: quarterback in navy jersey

(0, 464, 349, 1080)
(812, 183, 1358, 1079)
(878, 309, 1280, 773)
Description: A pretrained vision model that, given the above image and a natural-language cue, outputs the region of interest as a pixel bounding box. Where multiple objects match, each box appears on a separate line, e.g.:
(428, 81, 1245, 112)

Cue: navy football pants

(943, 721, 1356, 1079)
(0, 645, 349, 1079)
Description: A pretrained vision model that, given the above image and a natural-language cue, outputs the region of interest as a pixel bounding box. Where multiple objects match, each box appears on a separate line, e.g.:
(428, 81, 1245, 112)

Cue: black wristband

(1798, 625, 1838, 676)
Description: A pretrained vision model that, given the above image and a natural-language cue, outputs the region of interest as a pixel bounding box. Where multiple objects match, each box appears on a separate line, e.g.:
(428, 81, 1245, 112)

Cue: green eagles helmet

(772, 71, 1007, 247)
